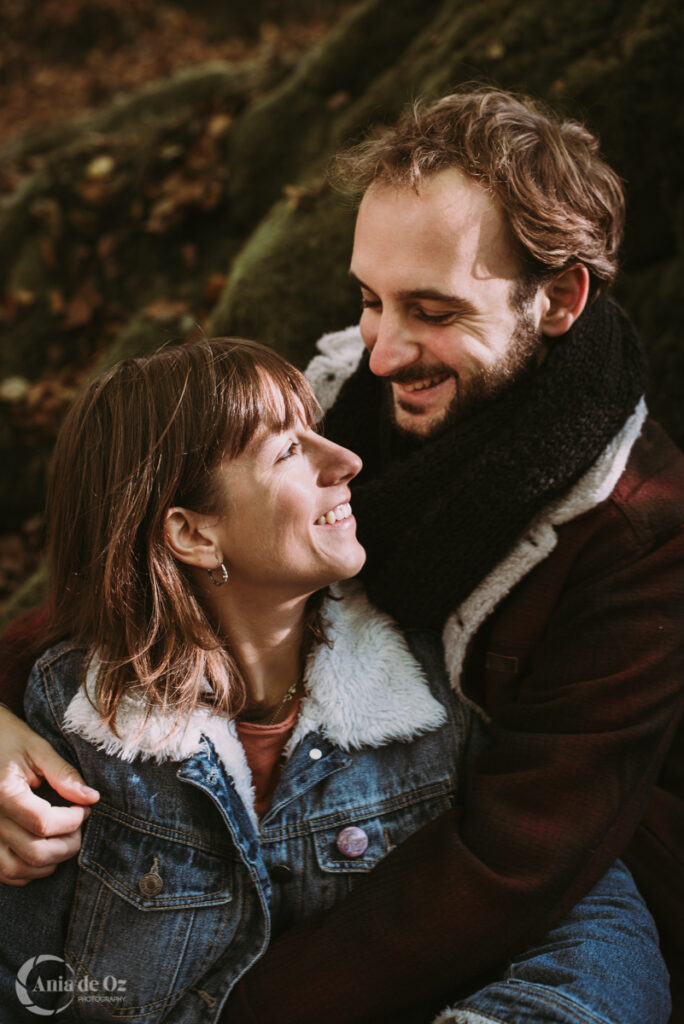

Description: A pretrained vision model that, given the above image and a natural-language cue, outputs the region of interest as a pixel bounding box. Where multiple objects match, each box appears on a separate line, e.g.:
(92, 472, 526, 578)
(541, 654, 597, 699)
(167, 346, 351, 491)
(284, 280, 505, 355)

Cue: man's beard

(388, 301, 542, 442)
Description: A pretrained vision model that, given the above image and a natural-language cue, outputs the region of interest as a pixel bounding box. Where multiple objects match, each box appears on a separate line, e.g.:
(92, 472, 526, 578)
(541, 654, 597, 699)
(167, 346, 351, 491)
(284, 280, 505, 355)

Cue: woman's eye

(279, 442, 300, 461)
(360, 297, 381, 310)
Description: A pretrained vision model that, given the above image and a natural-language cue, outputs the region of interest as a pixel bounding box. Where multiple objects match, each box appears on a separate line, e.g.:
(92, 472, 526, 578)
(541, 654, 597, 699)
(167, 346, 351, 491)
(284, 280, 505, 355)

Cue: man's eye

(416, 309, 455, 325)
(360, 297, 381, 310)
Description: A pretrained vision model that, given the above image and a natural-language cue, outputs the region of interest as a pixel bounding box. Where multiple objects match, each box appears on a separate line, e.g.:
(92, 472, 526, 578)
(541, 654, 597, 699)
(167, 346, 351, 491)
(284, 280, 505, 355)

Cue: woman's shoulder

(28, 640, 89, 710)
(21, 641, 91, 755)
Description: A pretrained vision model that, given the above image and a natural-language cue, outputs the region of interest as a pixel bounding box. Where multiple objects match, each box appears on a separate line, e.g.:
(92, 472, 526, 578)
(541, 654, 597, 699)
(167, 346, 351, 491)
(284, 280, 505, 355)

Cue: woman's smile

(315, 501, 354, 526)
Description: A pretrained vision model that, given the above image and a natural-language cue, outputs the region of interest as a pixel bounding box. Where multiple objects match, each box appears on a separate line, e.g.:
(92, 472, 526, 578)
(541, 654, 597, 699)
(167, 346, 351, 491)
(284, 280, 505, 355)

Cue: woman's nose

(318, 438, 362, 485)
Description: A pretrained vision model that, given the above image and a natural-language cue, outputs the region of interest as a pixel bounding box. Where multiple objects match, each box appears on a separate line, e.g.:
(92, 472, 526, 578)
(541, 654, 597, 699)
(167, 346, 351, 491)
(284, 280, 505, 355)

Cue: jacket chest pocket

(65, 807, 236, 1022)
(312, 788, 455, 887)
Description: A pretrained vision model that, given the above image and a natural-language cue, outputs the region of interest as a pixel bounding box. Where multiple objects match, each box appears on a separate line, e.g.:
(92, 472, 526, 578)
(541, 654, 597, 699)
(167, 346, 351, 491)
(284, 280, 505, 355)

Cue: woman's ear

(539, 264, 591, 338)
(164, 507, 220, 569)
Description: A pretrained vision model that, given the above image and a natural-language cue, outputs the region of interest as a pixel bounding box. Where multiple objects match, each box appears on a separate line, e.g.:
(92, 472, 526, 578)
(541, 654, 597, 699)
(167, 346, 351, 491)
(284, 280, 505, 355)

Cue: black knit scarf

(323, 296, 647, 630)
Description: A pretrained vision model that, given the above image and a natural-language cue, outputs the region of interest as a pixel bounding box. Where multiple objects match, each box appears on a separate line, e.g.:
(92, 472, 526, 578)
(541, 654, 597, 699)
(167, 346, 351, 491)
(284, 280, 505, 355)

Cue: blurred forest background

(0, 0, 682, 628)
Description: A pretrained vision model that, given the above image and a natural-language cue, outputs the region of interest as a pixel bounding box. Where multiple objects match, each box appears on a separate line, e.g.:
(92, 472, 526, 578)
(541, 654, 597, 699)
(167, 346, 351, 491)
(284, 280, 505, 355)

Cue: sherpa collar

(63, 582, 446, 823)
(442, 397, 647, 720)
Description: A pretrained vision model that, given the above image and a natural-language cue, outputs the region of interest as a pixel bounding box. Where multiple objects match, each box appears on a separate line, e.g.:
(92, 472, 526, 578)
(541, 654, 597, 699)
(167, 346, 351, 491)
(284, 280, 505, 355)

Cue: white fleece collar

(306, 325, 366, 415)
(63, 583, 445, 822)
(285, 580, 446, 755)
(63, 674, 261, 831)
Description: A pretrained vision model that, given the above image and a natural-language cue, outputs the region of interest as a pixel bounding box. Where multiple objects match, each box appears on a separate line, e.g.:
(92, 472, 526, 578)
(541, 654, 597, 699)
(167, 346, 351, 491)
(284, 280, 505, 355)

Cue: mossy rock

(223, 0, 445, 228)
(208, 183, 358, 366)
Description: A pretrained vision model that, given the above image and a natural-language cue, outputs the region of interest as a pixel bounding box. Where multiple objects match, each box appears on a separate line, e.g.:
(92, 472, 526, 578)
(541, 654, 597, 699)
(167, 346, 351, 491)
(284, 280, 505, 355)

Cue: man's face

(350, 168, 546, 438)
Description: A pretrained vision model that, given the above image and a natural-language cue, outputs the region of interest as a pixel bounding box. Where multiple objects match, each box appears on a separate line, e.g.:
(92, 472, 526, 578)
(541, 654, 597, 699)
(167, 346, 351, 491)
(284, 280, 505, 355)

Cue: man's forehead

(352, 169, 520, 285)
(360, 169, 496, 222)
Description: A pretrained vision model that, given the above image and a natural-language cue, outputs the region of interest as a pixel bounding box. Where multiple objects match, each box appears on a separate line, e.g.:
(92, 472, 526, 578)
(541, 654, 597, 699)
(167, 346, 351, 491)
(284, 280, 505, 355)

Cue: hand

(0, 706, 99, 885)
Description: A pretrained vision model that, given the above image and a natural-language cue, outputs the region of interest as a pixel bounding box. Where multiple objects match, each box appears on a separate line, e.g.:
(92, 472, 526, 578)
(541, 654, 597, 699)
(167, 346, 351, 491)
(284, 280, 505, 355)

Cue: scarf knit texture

(323, 296, 648, 630)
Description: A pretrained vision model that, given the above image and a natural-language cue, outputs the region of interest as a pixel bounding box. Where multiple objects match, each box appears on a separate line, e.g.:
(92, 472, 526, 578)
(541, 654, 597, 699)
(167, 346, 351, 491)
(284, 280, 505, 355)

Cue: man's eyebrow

(348, 270, 479, 315)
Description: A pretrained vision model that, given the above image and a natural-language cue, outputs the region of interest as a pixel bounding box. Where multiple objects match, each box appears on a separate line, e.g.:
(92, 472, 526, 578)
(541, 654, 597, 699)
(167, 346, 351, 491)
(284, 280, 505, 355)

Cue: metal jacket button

(138, 856, 163, 897)
(335, 826, 369, 858)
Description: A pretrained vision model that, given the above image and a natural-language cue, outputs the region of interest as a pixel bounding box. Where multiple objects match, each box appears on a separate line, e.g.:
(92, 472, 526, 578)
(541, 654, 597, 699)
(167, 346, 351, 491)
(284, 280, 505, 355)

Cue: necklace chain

(263, 681, 299, 726)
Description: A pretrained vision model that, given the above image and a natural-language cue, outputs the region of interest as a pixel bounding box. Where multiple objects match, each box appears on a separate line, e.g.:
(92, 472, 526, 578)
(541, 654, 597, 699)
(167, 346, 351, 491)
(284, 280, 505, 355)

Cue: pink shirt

(235, 699, 300, 817)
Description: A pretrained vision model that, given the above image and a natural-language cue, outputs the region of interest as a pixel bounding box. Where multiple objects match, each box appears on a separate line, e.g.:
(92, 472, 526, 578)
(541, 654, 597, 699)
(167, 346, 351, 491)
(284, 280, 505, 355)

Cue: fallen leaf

(208, 113, 233, 138)
(40, 237, 57, 269)
(0, 376, 31, 402)
(181, 243, 198, 267)
(485, 40, 505, 60)
(49, 289, 65, 315)
(204, 273, 227, 302)
(143, 299, 189, 322)
(63, 280, 102, 329)
(326, 90, 350, 110)
(86, 154, 116, 179)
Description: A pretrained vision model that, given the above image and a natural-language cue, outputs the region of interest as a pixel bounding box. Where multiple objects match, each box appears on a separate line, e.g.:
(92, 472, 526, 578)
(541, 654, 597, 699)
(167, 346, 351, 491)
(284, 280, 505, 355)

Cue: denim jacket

(0, 582, 470, 1023)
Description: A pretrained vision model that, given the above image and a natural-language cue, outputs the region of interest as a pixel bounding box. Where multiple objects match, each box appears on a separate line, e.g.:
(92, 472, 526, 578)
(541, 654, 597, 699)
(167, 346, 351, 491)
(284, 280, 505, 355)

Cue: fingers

(2, 785, 92, 838)
(0, 818, 83, 886)
(0, 706, 97, 885)
(0, 857, 56, 886)
(26, 733, 99, 806)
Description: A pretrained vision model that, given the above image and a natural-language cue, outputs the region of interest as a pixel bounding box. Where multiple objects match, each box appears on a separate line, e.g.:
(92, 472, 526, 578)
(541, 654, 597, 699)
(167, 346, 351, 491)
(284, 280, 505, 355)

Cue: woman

(0, 339, 669, 1023)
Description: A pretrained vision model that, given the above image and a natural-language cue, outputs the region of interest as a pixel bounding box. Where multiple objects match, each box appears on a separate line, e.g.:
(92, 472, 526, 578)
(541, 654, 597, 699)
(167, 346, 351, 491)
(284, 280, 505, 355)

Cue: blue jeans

(434, 860, 670, 1024)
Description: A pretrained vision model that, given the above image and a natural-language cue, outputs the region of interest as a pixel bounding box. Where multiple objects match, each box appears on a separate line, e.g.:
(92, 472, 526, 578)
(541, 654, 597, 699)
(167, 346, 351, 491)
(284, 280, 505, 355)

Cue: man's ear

(164, 507, 220, 570)
(540, 264, 591, 338)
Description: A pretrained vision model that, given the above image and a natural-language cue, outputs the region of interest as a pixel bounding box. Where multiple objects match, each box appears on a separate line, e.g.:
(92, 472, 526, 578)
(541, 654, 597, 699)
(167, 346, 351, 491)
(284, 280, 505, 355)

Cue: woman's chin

(332, 546, 367, 585)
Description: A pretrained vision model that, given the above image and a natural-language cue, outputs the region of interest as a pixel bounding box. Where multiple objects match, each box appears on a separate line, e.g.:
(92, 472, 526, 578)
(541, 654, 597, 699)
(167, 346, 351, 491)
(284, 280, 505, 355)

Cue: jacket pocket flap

(79, 805, 233, 910)
(313, 820, 388, 874)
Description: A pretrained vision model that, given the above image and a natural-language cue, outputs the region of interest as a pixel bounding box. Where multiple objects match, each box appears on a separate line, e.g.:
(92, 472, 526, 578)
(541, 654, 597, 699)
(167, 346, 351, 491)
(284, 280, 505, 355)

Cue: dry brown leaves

(0, 0, 351, 607)
(0, 0, 345, 147)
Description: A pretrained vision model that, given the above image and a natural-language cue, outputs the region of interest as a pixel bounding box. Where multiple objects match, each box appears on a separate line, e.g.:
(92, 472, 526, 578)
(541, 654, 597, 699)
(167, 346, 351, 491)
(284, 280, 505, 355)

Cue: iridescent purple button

(335, 826, 369, 859)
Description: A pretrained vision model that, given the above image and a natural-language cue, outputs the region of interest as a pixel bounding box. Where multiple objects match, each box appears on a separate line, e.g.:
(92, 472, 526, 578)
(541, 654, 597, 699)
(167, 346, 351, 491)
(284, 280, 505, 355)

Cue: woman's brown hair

(47, 337, 321, 732)
(332, 86, 625, 296)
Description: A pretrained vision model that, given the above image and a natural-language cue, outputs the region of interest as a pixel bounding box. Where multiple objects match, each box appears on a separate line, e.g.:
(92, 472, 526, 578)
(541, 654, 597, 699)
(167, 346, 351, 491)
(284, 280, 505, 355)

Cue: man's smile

(397, 372, 453, 393)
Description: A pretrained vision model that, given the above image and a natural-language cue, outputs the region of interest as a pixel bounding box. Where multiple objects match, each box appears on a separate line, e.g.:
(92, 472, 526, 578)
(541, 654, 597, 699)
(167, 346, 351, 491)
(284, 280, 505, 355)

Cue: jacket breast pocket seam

(261, 778, 456, 842)
(95, 802, 233, 857)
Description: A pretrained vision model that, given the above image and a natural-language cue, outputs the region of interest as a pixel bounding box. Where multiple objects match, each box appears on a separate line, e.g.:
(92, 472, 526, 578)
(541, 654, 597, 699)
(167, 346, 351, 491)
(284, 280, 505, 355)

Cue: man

(0, 88, 683, 1022)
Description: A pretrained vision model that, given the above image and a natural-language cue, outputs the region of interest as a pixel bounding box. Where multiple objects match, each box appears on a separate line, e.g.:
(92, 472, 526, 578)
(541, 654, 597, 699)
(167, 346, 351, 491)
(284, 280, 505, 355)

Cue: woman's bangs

(224, 351, 320, 458)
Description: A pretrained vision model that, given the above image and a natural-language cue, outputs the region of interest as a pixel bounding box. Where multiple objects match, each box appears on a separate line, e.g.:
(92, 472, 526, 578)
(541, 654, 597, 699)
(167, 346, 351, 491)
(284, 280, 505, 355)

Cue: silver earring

(207, 562, 229, 586)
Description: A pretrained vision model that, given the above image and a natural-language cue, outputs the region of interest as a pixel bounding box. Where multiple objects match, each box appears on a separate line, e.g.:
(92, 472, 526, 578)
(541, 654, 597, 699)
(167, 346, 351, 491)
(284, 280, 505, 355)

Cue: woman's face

(209, 414, 366, 599)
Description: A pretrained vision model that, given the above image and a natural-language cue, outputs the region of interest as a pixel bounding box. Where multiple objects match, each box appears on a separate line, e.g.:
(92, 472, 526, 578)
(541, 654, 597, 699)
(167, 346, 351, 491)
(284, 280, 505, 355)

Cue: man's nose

(365, 312, 420, 378)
